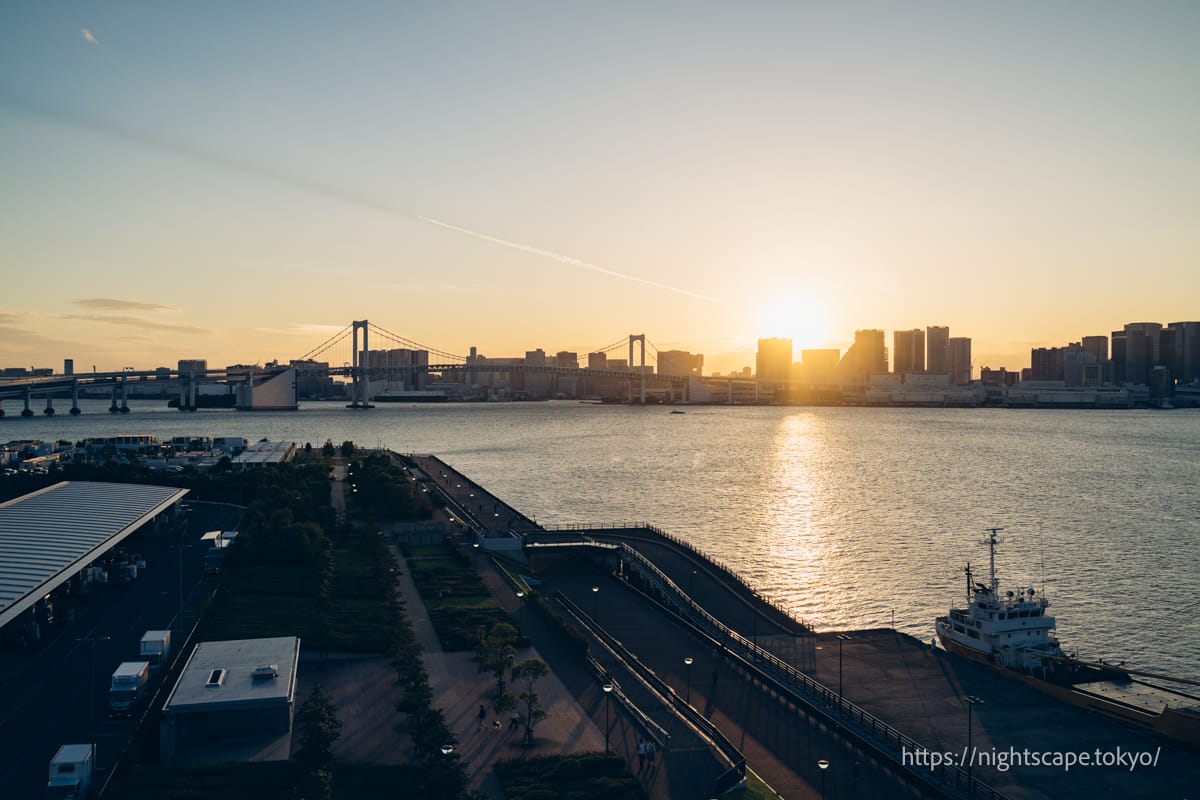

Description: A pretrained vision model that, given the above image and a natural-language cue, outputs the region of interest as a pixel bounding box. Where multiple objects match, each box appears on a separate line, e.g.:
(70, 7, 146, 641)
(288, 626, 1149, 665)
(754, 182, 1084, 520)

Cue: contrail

(417, 215, 716, 302)
(1, 96, 715, 303)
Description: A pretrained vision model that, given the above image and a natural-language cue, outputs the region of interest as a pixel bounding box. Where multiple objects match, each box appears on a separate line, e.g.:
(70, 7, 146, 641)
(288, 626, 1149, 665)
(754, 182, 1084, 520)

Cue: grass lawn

(495, 753, 648, 800)
(403, 542, 510, 651)
(204, 532, 398, 652)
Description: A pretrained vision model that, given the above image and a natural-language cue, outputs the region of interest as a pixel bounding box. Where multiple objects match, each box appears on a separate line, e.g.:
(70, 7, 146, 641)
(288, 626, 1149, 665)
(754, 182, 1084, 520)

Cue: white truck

(108, 661, 150, 718)
(45, 743, 94, 799)
(139, 630, 172, 673)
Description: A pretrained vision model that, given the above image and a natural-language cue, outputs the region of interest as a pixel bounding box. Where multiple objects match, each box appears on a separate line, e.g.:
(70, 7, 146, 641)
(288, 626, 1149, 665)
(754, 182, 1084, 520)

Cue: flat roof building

(161, 636, 301, 764)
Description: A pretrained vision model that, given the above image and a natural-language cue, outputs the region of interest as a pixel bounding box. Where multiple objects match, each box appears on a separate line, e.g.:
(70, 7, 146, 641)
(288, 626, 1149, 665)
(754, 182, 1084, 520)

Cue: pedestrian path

(389, 544, 606, 798)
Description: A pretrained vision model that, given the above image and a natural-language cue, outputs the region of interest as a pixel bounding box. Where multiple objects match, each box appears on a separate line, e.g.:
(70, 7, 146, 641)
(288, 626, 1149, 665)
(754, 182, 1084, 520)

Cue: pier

(402, 453, 1198, 800)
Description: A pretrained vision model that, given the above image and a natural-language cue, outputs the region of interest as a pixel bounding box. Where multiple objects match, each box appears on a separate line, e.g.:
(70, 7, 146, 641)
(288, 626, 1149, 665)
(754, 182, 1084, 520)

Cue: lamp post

(817, 758, 830, 800)
(837, 634, 852, 709)
(690, 569, 697, 597)
(592, 585, 599, 623)
(516, 590, 525, 635)
(473, 542, 480, 569)
(965, 695, 983, 794)
(602, 682, 614, 753)
(683, 657, 694, 704)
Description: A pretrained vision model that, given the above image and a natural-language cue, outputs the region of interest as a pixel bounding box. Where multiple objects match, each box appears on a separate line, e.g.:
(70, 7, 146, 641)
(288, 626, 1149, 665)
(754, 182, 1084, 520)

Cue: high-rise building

(657, 350, 704, 377)
(835, 330, 888, 382)
(948, 337, 972, 385)
(1111, 330, 1127, 384)
(1166, 321, 1200, 383)
(63, 359, 74, 375)
(893, 329, 925, 375)
(1123, 322, 1162, 386)
(926, 326, 950, 374)
(1081, 336, 1108, 363)
(587, 352, 608, 370)
(755, 338, 793, 382)
(555, 351, 579, 370)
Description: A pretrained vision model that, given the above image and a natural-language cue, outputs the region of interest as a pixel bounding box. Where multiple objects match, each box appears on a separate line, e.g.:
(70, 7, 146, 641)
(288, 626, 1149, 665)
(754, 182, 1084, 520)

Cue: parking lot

(0, 502, 240, 799)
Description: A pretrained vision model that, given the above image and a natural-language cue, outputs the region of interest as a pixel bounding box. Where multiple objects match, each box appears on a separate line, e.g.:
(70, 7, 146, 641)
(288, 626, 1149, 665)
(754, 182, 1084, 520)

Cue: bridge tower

(348, 320, 374, 409)
(628, 334, 647, 404)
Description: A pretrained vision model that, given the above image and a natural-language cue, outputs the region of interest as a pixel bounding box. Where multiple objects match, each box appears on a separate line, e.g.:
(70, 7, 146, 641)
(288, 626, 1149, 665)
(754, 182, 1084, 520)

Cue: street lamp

(817, 758, 830, 800)
(965, 695, 983, 793)
(683, 657, 694, 704)
(602, 682, 614, 753)
(440, 743, 455, 755)
(516, 590, 525, 635)
(837, 634, 853, 708)
(592, 586, 599, 623)
(472, 542, 480, 569)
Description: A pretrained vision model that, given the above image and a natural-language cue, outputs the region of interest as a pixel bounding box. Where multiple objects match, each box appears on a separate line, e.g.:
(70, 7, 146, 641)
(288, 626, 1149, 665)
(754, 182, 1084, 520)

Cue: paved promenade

(390, 542, 608, 798)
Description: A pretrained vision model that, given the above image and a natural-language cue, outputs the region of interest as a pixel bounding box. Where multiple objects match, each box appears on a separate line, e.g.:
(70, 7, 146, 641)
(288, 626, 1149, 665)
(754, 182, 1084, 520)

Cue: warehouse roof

(163, 637, 300, 713)
(0, 481, 188, 629)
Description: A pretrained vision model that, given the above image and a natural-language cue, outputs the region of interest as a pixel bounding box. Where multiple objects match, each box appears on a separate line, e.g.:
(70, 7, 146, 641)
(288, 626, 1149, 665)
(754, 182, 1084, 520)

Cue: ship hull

(938, 631, 1200, 748)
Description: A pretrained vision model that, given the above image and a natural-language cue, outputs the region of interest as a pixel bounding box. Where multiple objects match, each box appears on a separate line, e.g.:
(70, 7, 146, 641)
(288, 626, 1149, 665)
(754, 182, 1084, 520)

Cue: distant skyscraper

(1166, 321, 1200, 383)
(835, 330, 887, 381)
(893, 329, 925, 375)
(948, 337, 972, 385)
(587, 352, 608, 370)
(63, 358, 74, 375)
(756, 338, 793, 382)
(926, 326, 949, 374)
(1123, 322, 1162, 386)
(1110, 330, 1127, 384)
(1081, 336, 1108, 363)
(657, 350, 704, 377)
(555, 351, 579, 369)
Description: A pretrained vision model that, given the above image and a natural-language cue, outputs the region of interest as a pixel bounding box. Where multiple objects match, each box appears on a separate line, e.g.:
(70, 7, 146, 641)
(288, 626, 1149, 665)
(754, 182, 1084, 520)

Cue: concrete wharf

(401, 454, 1197, 800)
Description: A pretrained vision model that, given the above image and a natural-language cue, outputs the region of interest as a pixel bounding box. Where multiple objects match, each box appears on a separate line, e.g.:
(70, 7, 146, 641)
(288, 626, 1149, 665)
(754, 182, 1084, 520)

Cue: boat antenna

(986, 527, 1003, 594)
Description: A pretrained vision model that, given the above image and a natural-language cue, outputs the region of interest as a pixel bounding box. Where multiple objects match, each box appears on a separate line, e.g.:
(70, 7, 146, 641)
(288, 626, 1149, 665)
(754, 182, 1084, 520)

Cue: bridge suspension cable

(297, 324, 354, 361)
(590, 336, 631, 354)
(368, 322, 465, 363)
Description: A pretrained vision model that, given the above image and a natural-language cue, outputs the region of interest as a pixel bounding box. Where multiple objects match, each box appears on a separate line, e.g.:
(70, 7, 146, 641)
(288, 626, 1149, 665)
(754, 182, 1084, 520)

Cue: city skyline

(3, 3, 1199, 374)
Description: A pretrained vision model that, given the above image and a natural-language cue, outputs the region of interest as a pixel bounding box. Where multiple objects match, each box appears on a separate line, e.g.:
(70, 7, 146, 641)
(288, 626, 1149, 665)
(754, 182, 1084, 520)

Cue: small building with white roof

(160, 636, 301, 764)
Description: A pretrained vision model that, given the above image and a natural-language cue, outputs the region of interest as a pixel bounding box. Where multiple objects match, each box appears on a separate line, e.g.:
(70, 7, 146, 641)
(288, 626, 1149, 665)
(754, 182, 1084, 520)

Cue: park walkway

(389, 542, 606, 798)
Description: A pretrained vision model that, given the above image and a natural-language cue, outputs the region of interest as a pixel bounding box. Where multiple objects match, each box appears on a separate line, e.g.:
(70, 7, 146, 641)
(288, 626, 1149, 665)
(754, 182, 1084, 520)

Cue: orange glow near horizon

(754, 293, 834, 352)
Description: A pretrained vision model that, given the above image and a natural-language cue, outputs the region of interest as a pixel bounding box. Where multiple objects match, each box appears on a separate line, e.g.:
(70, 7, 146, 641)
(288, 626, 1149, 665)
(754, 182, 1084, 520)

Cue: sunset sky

(2, 2, 1198, 375)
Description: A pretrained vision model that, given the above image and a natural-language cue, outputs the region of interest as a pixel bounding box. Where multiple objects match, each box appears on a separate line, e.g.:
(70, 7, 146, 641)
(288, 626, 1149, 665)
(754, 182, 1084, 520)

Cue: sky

(2, 1, 1198, 375)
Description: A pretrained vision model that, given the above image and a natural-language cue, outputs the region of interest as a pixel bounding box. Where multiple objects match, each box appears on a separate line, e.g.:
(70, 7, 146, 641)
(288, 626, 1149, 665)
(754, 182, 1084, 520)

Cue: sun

(755, 293, 833, 350)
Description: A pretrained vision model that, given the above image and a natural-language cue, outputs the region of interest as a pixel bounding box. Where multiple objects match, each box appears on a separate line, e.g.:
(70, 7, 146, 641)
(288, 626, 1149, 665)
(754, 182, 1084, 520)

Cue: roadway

(0, 503, 237, 799)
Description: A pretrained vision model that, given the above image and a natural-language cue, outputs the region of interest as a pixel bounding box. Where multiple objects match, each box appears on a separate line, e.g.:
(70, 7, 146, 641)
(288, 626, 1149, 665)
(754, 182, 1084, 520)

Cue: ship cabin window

(967, 630, 980, 639)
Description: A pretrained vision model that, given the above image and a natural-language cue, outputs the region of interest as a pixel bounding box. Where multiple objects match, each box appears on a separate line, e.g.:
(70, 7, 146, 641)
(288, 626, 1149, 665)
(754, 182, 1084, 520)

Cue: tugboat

(936, 528, 1200, 747)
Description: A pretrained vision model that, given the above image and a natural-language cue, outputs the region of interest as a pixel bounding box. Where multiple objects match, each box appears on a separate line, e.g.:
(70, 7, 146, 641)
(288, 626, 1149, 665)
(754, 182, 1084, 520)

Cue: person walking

(637, 739, 647, 768)
(509, 710, 521, 731)
(646, 740, 656, 767)
(477, 703, 487, 730)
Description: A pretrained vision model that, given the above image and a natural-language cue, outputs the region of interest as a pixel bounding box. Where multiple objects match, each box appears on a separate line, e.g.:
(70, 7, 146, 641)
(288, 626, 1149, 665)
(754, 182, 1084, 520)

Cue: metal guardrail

(582, 651, 672, 752)
(614, 548, 1009, 800)
(540, 534, 1007, 800)
(533, 524, 808, 632)
(555, 589, 747, 795)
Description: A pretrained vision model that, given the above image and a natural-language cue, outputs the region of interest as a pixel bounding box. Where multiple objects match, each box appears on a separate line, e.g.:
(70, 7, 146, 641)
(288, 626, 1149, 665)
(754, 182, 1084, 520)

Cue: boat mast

(987, 527, 1003, 594)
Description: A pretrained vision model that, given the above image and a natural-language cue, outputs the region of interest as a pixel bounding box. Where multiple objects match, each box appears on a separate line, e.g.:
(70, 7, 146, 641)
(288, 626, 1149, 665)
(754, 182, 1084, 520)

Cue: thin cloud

(81, 28, 98, 45)
(75, 298, 175, 312)
(59, 313, 208, 334)
(252, 322, 347, 336)
(418, 215, 717, 303)
(1, 97, 714, 305)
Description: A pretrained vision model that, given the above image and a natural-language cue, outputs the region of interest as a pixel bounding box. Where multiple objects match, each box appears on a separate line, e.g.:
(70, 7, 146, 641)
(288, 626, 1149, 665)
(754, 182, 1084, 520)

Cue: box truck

(46, 743, 94, 799)
(139, 630, 171, 673)
(108, 661, 150, 717)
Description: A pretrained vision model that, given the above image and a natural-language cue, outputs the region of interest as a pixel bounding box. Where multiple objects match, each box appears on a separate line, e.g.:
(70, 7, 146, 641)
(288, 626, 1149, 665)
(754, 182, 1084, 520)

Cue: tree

(340, 440, 355, 458)
(296, 684, 342, 770)
(510, 658, 550, 745)
(322, 440, 336, 458)
(478, 622, 517, 694)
